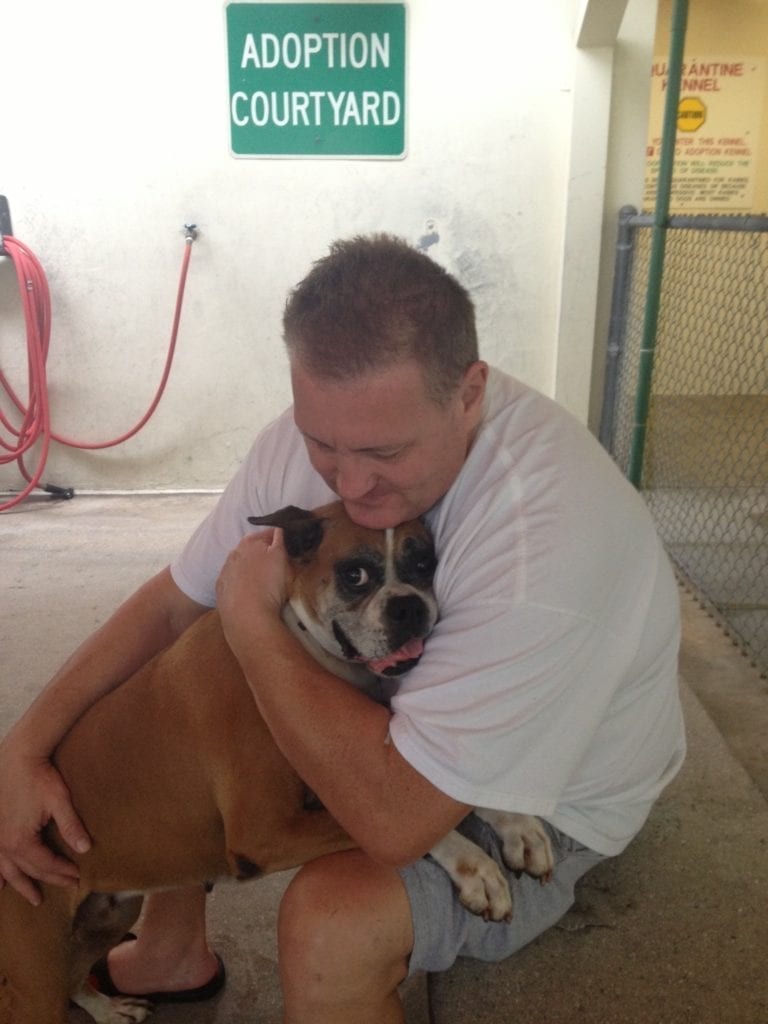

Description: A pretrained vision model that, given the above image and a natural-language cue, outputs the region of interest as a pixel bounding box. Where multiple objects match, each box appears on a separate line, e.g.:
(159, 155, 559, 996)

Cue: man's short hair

(282, 234, 478, 402)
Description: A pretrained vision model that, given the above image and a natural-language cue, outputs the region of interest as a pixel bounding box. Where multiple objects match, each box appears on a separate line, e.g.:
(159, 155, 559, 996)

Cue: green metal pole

(627, 0, 689, 487)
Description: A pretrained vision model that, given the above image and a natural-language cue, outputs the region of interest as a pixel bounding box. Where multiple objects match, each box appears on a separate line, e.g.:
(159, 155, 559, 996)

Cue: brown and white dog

(0, 502, 551, 1024)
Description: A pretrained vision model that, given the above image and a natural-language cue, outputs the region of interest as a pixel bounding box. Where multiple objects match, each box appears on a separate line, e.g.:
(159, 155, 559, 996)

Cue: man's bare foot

(101, 933, 221, 997)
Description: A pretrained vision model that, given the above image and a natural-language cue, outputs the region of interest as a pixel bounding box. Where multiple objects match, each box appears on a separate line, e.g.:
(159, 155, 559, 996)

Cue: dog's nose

(385, 594, 428, 636)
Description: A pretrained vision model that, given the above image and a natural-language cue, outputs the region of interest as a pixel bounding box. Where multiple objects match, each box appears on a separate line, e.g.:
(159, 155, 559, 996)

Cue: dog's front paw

(454, 854, 514, 922)
(477, 809, 554, 882)
(429, 831, 513, 922)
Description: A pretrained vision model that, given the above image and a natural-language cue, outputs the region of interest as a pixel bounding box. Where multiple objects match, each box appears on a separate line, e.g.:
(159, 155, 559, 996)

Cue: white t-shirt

(171, 368, 685, 856)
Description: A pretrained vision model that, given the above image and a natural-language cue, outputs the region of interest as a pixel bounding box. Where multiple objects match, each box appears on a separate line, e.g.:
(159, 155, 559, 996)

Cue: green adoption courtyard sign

(226, 3, 406, 158)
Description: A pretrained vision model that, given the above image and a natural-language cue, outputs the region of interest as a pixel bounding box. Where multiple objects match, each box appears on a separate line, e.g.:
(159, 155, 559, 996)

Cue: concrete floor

(2, 494, 768, 1024)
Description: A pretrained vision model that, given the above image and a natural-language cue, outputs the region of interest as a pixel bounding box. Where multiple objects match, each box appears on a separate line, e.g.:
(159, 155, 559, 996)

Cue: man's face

(291, 359, 487, 529)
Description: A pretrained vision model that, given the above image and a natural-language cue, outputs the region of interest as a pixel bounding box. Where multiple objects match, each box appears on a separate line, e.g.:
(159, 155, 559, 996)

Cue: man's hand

(216, 527, 290, 659)
(0, 742, 90, 905)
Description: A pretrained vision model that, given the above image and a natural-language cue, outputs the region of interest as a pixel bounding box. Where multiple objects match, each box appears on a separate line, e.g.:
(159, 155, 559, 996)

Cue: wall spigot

(0, 195, 13, 257)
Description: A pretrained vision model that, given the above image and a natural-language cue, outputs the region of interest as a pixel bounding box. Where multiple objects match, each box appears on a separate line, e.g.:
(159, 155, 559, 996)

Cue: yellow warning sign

(677, 96, 707, 132)
(646, 55, 766, 212)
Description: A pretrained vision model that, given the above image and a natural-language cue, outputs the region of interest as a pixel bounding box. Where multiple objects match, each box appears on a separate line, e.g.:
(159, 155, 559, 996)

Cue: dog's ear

(247, 506, 326, 560)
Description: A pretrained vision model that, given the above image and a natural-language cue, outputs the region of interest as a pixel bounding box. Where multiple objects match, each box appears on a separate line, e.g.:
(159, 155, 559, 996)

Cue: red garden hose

(0, 230, 196, 512)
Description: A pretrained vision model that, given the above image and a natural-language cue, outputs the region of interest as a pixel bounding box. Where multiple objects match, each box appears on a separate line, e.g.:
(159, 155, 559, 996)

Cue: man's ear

(459, 361, 488, 417)
(247, 506, 326, 559)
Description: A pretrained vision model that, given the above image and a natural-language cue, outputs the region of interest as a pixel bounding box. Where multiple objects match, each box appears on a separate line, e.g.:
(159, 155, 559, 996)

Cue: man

(0, 235, 685, 1023)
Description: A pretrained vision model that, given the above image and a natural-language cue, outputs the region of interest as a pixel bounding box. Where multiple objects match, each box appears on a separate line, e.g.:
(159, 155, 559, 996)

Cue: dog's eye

(341, 566, 370, 588)
(396, 543, 437, 586)
(336, 553, 383, 595)
(412, 552, 437, 580)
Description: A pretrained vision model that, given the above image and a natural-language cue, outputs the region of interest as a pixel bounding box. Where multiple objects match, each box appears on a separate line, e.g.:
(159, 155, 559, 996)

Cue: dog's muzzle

(332, 593, 432, 677)
(385, 594, 430, 640)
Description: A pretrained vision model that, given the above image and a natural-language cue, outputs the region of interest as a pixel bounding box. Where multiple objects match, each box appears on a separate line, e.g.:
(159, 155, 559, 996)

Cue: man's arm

(216, 530, 471, 866)
(0, 567, 207, 902)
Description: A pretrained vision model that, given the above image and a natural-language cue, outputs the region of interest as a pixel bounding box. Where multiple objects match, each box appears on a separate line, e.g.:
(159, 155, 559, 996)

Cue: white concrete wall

(589, 0, 660, 430)
(0, 0, 653, 492)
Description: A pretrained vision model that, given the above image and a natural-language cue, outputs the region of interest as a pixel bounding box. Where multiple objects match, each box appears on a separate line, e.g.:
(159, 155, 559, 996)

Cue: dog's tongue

(365, 637, 425, 674)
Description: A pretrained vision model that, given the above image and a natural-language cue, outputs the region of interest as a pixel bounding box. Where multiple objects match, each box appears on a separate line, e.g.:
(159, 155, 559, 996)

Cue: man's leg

(278, 849, 414, 1024)
(103, 885, 218, 994)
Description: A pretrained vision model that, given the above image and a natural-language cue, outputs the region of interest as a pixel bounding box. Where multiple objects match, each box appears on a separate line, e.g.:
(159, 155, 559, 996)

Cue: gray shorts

(398, 814, 606, 975)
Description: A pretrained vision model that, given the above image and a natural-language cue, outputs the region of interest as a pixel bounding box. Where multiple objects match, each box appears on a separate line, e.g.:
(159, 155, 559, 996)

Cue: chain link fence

(601, 208, 768, 678)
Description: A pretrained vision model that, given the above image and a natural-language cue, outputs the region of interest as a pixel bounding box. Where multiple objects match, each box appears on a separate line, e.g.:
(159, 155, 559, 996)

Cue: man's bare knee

(278, 852, 413, 1020)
